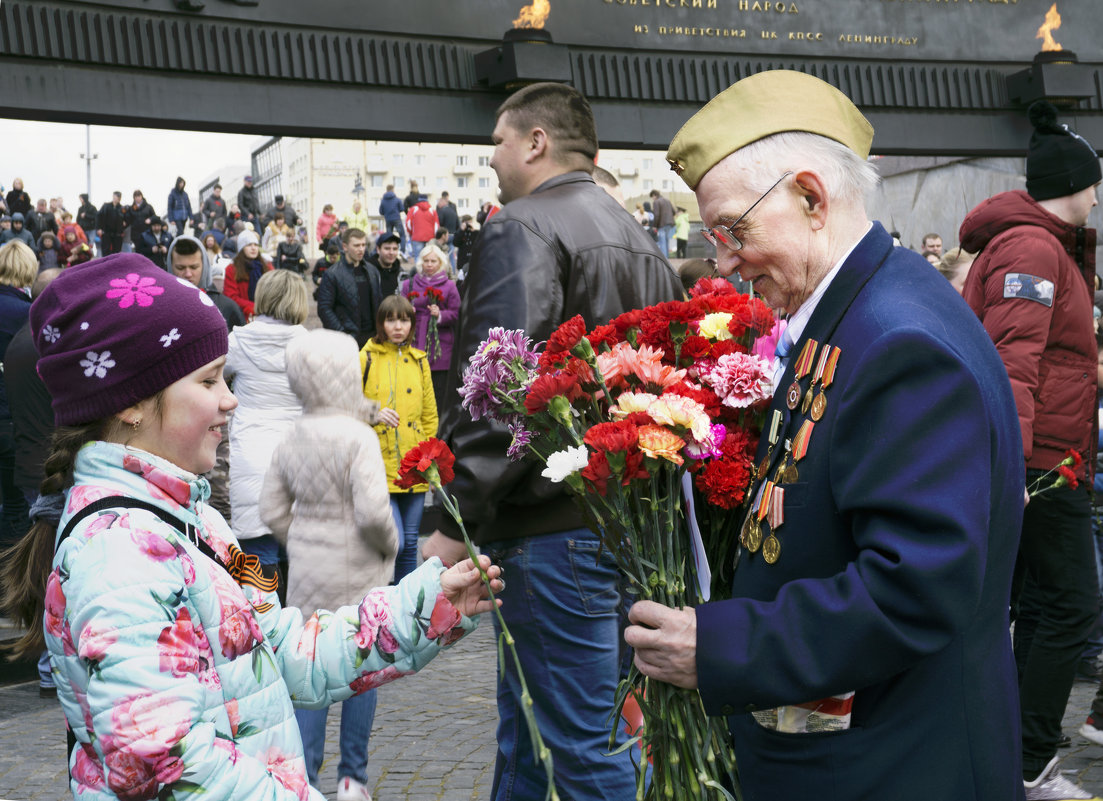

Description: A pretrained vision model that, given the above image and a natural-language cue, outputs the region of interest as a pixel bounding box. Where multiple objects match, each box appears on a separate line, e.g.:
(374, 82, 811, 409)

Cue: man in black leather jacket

(423, 82, 682, 801)
(315, 228, 381, 349)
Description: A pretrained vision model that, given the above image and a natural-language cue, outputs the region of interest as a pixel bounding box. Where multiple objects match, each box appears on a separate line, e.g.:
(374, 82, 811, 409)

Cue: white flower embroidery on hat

(160, 328, 181, 348)
(176, 276, 215, 306)
(42, 325, 60, 343)
(80, 350, 116, 379)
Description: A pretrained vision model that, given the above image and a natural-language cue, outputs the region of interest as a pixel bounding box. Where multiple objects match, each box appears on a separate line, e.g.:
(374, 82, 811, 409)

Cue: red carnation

(547, 315, 587, 355)
(524, 371, 588, 414)
(1057, 464, 1080, 490)
(694, 457, 752, 509)
(689, 277, 737, 298)
(587, 324, 621, 352)
(584, 420, 639, 453)
(396, 438, 456, 488)
(426, 286, 444, 303)
(1065, 448, 1084, 469)
(611, 309, 644, 339)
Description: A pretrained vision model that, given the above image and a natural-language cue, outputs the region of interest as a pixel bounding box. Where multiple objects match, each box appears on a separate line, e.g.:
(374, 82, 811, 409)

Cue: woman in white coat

(262, 329, 399, 801)
(224, 270, 308, 595)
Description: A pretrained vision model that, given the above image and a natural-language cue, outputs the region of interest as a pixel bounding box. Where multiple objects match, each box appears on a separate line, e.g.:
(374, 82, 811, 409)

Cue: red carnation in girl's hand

(396, 438, 456, 488)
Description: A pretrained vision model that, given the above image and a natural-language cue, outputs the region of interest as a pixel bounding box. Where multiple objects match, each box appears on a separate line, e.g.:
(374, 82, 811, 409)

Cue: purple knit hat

(30, 252, 229, 425)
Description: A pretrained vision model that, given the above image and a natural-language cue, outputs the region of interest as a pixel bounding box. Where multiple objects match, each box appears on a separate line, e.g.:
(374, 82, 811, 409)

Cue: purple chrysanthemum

(460, 327, 539, 423)
(506, 421, 535, 462)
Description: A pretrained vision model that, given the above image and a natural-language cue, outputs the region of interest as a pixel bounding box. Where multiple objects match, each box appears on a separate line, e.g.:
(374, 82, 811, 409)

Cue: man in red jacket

(961, 100, 1101, 801)
(405, 194, 438, 263)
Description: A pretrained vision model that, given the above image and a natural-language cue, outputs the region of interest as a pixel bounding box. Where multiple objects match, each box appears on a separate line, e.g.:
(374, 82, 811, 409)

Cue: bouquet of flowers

(457, 278, 776, 799)
(424, 286, 444, 361)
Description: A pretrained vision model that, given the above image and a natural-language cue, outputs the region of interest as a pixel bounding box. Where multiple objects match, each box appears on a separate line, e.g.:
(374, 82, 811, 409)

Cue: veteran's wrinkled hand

(625, 600, 698, 690)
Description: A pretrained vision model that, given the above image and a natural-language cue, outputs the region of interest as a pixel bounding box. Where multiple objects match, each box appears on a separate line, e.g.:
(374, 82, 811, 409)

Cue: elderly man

(626, 70, 1025, 800)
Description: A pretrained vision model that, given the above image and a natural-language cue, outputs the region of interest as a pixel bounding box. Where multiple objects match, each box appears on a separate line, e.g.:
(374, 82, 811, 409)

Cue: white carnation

(541, 446, 589, 483)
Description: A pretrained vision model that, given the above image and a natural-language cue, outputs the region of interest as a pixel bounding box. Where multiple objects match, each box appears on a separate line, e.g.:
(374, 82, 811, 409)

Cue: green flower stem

(431, 485, 561, 801)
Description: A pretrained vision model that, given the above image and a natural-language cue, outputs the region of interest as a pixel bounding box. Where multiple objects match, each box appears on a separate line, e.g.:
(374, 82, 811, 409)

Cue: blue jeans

(485, 529, 638, 801)
(390, 493, 424, 583)
(385, 218, 406, 249)
(295, 689, 377, 787)
(656, 224, 675, 257)
(409, 240, 427, 263)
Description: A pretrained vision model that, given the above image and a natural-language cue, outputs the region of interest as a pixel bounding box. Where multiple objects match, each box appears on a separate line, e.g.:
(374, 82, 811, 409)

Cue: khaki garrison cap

(666, 70, 875, 190)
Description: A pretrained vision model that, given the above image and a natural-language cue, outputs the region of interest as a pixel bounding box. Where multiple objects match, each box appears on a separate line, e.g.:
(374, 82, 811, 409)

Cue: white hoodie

(224, 316, 306, 540)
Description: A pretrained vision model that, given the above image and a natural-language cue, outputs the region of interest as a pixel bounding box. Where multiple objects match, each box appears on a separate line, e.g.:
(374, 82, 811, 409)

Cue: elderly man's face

(697, 163, 818, 315)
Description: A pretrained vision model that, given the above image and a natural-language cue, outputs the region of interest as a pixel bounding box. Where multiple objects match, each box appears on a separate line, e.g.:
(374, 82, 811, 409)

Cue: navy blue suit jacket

(697, 223, 1024, 800)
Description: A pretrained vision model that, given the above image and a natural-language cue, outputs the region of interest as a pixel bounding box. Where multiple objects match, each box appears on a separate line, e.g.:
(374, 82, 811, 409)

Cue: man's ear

(526, 128, 549, 164)
(792, 170, 829, 231)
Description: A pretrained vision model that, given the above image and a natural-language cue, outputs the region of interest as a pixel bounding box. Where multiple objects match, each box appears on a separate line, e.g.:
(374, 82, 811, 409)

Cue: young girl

(1, 252, 500, 801)
(360, 295, 437, 582)
(263, 329, 397, 800)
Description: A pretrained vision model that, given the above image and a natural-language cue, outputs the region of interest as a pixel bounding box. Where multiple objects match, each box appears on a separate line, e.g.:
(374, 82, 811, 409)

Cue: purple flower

(506, 422, 534, 462)
(460, 327, 539, 423)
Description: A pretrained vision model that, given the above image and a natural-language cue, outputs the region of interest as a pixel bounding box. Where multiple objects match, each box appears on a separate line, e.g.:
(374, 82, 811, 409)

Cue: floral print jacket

(46, 441, 476, 801)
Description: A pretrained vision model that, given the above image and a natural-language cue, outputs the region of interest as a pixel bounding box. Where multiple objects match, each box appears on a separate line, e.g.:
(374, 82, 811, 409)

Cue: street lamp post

(80, 124, 99, 199)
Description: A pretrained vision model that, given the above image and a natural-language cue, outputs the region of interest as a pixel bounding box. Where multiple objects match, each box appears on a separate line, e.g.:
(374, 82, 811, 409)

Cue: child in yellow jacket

(360, 294, 438, 581)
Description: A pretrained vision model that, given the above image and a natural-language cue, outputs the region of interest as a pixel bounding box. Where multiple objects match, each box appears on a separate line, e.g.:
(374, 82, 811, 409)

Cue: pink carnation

(704, 352, 772, 409)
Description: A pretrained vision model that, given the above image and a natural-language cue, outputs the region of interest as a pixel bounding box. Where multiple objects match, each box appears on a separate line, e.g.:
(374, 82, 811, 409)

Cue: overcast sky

(0, 119, 261, 212)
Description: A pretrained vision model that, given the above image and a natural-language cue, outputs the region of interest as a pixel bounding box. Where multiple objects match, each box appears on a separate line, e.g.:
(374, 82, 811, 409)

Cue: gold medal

(762, 534, 781, 564)
(810, 392, 827, 421)
(784, 463, 799, 483)
(740, 514, 755, 548)
(757, 457, 769, 481)
(801, 386, 813, 415)
(773, 463, 787, 484)
(746, 518, 763, 552)
(786, 381, 801, 410)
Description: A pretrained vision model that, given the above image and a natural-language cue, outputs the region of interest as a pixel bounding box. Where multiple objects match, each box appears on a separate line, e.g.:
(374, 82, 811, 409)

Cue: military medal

(756, 409, 783, 480)
(762, 534, 781, 564)
(786, 381, 802, 410)
(788, 339, 819, 411)
(784, 462, 799, 483)
(809, 346, 841, 422)
(745, 517, 763, 552)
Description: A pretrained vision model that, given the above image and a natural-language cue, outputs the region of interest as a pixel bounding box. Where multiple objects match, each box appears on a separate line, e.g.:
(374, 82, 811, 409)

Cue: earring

(130, 418, 141, 432)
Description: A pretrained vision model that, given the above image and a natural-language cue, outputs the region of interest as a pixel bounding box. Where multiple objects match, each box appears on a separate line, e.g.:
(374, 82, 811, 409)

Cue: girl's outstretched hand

(440, 555, 503, 618)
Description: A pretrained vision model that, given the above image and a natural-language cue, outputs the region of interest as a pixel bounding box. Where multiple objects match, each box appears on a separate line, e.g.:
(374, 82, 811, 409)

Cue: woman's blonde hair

(0, 240, 38, 289)
(416, 242, 452, 278)
(255, 269, 309, 324)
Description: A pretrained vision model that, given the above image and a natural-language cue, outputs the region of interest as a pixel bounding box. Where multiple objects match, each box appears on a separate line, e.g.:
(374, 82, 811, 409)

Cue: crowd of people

(0, 69, 1101, 801)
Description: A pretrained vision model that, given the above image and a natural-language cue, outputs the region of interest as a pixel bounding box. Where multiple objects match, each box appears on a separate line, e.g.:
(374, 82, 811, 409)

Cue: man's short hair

(213, 183, 222, 190)
(435, 227, 449, 239)
(386, 184, 394, 191)
(171, 237, 201, 257)
(441, 191, 449, 198)
(326, 243, 341, 256)
(344, 227, 367, 244)
(496, 82, 598, 171)
(113, 191, 122, 198)
(592, 166, 618, 190)
(649, 189, 660, 197)
(922, 233, 941, 244)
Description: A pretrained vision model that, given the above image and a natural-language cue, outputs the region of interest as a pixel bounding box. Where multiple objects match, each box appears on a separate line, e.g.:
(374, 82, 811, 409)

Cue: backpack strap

(57, 495, 221, 569)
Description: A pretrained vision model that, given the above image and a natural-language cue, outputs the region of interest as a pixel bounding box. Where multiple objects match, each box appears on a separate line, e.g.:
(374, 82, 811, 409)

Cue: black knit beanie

(1026, 101, 1101, 202)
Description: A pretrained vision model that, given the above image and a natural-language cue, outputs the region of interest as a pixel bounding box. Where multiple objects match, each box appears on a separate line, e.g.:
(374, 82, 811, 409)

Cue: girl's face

(126, 357, 237, 474)
(421, 253, 442, 276)
(385, 315, 412, 345)
(243, 242, 260, 259)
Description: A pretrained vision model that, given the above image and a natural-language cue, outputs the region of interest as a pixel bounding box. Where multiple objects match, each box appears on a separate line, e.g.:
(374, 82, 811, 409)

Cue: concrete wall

(870, 156, 1103, 259)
